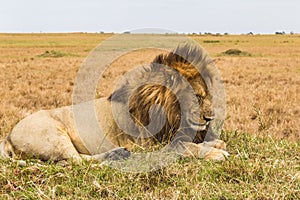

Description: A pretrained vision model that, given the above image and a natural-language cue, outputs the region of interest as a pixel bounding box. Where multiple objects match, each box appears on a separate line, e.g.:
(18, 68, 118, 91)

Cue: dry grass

(0, 33, 299, 199)
(193, 34, 300, 141)
(0, 33, 110, 136)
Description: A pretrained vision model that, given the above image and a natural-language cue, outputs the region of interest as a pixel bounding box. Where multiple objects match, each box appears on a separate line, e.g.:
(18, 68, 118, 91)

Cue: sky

(1, 0, 300, 34)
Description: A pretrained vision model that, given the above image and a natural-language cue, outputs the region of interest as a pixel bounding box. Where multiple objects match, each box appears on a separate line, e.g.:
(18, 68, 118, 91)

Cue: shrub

(224, 49, 242, 55)
(223, 49, 251, 56)
(37, 50, 73, 58)
(203, 40, 220, 43)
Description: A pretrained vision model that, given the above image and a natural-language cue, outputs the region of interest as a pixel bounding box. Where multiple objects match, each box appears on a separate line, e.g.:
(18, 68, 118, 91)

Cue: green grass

(1, 131, 299, 199)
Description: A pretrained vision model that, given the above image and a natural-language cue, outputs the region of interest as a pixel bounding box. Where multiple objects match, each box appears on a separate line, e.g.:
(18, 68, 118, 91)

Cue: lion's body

(0, 45, 229, 163)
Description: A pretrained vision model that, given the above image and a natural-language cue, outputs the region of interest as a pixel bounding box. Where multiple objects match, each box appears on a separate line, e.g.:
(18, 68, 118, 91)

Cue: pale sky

(1, 0, 299, 34)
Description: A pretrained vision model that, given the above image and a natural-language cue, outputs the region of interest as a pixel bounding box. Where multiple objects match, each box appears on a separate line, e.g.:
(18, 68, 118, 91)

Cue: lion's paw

(212, 139, 227, 150)
(204, 149, 229, 161)
(204, 139, 227, 150)
(104, 147, 131, 161)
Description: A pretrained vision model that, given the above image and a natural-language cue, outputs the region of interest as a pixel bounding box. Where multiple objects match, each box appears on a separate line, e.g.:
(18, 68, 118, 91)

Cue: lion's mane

(109, 45, 216, 146)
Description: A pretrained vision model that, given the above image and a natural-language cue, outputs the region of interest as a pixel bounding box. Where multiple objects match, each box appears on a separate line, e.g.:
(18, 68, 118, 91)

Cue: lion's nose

(204, 116, 214, 122)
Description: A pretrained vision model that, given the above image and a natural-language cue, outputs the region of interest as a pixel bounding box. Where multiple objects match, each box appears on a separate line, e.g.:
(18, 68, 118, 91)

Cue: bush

(223, 49, 251, 56)
(224, 49, 242, 55)
(203, 40, 220, 43)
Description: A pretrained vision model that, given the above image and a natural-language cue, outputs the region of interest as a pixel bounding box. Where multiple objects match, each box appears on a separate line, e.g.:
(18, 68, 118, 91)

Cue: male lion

(0, 45, 229, 163)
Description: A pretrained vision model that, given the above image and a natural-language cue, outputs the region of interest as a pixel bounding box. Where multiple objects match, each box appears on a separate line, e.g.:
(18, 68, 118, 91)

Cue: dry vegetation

(193, 34, 300, 141)
(0, 33, 299, 199)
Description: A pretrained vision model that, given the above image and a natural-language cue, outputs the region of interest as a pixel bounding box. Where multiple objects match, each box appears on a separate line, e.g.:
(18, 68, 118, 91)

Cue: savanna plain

(0, 33, 299, 199)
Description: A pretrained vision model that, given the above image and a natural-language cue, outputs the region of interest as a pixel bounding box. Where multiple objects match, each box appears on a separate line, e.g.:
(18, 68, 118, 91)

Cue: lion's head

(109, 45, 217, 146)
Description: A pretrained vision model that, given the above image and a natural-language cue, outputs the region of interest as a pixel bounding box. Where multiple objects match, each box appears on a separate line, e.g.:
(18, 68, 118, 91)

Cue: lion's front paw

(204, 139, 227, 150)
(104, 147, 131, 161)
(204, 149, 229, 161)
(212, 139, 227, 150)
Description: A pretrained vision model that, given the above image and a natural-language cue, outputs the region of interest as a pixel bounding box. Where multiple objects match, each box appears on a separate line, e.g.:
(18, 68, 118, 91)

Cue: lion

(0, 45, 229, 164)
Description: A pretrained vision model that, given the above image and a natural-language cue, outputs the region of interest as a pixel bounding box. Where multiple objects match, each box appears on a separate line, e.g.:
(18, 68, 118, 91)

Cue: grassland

(0, 33, 299, 199)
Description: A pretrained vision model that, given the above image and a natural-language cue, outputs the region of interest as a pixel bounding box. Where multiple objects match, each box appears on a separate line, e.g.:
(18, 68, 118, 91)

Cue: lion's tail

(0, 138, 15, 159)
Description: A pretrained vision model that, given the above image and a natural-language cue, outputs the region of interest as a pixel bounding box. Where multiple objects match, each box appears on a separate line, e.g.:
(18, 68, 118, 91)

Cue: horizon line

(0, 31, 297, 35)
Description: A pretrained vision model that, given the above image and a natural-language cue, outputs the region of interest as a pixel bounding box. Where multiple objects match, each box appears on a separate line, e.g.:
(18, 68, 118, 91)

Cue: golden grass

(193, 34, 300, 141)
(0, 33, 299, 141)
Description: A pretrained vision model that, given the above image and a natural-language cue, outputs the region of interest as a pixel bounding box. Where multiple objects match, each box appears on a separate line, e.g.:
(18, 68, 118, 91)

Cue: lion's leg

(3, 109, 87, 163)
(18, 132, 83, 162)
(1, 136, 83, 165)
(80, 147, 131, 163)
(8, 123, 83, 162)
(174, 141, 229, 161)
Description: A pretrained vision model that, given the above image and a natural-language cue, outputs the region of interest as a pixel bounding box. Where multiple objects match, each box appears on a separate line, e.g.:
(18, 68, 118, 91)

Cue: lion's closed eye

(196, 94, 202, 99)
